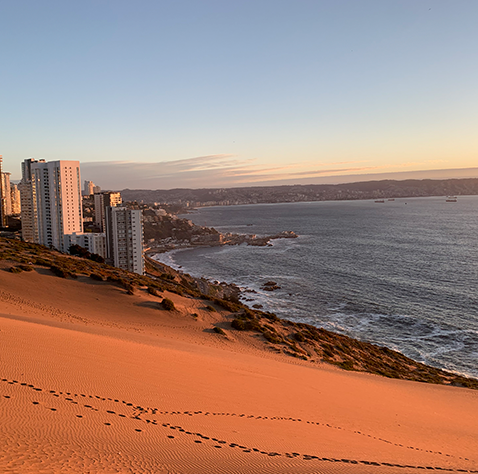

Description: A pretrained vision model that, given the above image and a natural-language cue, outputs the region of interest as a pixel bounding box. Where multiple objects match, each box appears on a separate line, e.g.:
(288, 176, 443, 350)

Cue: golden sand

(1, 266, 477, 473)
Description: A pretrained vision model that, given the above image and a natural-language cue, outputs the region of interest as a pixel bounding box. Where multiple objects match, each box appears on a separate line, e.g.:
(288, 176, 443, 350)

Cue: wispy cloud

(80, 155, 470, 190)
(81, 155, 379, 189)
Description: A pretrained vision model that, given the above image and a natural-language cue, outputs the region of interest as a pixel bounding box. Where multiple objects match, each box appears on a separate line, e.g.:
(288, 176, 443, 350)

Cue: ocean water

(154, 196, 478, 378)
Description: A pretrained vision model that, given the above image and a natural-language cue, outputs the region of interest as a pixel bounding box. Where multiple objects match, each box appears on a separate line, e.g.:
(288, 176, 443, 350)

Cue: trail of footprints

(1, 376, 476, 473)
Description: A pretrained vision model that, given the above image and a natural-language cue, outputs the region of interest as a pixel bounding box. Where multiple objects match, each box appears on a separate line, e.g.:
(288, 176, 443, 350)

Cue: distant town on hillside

(120, 178, 478, 207)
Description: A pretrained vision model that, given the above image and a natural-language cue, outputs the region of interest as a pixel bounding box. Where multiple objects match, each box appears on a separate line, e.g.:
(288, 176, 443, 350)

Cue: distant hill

(121, 178, 478, 206)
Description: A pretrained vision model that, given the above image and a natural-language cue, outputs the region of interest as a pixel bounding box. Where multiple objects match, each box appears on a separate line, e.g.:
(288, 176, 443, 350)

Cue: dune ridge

(1, 242, 478, 473)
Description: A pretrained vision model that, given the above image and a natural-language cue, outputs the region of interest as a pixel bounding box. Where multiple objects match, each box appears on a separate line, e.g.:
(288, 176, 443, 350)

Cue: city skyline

(1, 1, 477, 189)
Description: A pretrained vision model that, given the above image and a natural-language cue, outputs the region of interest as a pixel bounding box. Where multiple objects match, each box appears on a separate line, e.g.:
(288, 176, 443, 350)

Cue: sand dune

(1, 265, 477, 473)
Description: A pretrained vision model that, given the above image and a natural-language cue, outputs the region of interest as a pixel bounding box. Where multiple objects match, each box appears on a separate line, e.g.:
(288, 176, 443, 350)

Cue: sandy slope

(0, 266, 477, 474)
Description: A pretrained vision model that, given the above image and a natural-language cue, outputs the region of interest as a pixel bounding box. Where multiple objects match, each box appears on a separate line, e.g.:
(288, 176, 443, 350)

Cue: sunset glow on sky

(1, 0, 477, 189)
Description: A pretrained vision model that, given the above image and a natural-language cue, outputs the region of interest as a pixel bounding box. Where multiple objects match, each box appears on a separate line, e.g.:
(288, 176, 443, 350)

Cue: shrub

(18, 265, 34, 272)
(8, 266, 22, 273)
(322, 346, 335, 359)
(148, 286, 161, 297)
(262, 312, 279, 322)
(206, 305, 217, 312)
(214, 298, 241, 312)
(230, 318, 263, 332)
(121, 280, 135, 294)
(161, 298, 175, 311)
(337, 360, 355, 371)
(69, 244, 89, 258)
(161, 273, 175, 281)
(50, 265, 70, 278)
(213, 327, 226, 336)
(89, 253, 105, 264)
(231, 318, 248, 330)
(286, 343, 302, 353)
(293, 332, 306, 342)
(263, 331, 282, 344)
(107, 274, 122, 283)
(89, 273, 104, 281)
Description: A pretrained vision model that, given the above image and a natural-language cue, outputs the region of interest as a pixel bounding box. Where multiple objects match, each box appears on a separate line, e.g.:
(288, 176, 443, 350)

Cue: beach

(1, 264, 478, 473)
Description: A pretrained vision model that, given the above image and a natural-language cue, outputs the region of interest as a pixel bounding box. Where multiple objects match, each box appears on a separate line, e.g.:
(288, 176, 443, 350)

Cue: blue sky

(1, 0, 477, 189)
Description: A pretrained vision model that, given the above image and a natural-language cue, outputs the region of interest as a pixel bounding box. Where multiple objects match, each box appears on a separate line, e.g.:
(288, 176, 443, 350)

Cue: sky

(1, 0, 477, 190)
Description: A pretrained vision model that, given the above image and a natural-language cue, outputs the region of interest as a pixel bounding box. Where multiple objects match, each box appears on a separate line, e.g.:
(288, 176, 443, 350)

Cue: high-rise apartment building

(105, 207, 144, 275)
(94, 191, 122, 232)
(1, 172, 12, 217)
(10, 184, 21, 215)
(83, 180, 95, 196)
(19, 159, 40, 241)
(0, 155, 5, 227)
(19, 159, 83, 251)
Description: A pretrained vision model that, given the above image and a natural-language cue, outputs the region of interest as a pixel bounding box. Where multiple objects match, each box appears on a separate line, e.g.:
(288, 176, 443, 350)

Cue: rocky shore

(142, 207, 298, 254)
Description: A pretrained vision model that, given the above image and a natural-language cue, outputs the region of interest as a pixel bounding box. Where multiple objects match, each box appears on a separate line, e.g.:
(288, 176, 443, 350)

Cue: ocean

(154, 196, 478, 379)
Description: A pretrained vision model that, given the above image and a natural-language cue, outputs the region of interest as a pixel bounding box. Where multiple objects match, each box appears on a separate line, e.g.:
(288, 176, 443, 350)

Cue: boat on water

(446, 196, 457, 202)
(375, 200, 385, 203)
(388, 198, 395, 201)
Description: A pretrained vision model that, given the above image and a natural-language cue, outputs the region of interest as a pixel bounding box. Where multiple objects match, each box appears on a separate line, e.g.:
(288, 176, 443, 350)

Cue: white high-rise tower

(20, 159, 83, 251)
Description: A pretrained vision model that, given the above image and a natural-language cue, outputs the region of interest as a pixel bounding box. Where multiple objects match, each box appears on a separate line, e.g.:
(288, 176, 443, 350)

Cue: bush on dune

(161, 298, 176, 311)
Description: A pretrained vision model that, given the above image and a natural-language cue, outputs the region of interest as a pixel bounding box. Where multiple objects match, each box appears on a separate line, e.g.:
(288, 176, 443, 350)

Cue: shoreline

(144, 230, 298, 255)
(145, 249, 478, 386)
(149, 201, 478, 381)
(147, 257, 477, 383)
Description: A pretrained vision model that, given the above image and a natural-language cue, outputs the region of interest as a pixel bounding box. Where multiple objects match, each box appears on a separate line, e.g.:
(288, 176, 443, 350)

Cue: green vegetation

(50, 265, 75, 279)
(147, 286, 161, 297)
(18, 264, 34, 272)
(69, 244, 105, 264)
(262, 331, 283, 344)
(161, 298, 175, 311)
(213, 326, 227, 336)
(8, 266, 23, 273)
(89, 273, 104, 281)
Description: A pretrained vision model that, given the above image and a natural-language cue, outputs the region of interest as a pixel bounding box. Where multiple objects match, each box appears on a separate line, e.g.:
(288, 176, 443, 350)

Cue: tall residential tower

(0, 155, 5, 227)
(94, 191, 122, 232)
(19, 159, 83, 251)
(105, 206, 144, 274)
